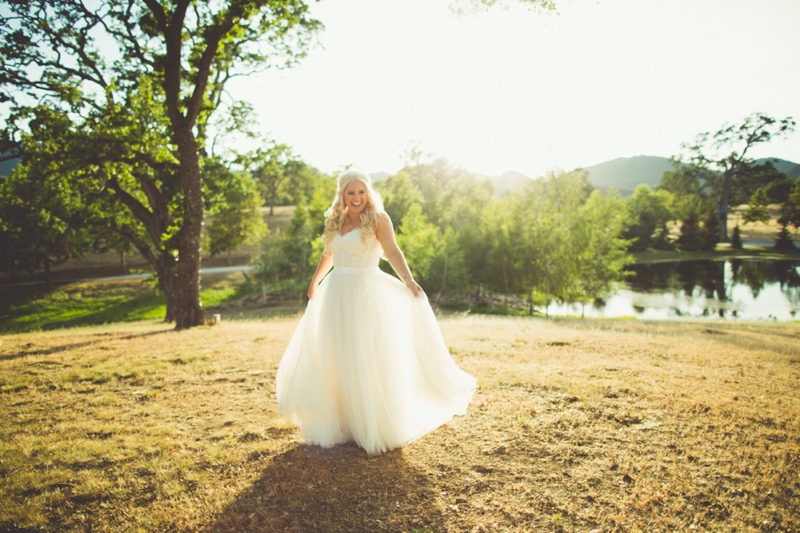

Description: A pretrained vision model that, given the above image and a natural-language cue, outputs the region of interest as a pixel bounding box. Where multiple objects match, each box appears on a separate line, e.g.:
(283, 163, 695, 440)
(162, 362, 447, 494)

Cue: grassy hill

(1, 315, 798, 532)
(582, 155, 799, 196)
(581, 155, 675, 196)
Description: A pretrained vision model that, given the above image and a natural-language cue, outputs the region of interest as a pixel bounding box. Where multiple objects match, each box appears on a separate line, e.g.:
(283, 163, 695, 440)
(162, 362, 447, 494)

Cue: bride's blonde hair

(322, 170, 386, 247)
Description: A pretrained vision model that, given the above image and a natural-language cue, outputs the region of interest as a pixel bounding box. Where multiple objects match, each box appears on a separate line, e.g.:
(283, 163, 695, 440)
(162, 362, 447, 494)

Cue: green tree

(255, 205, 315, 295)
(204, 159, 267, 265)
(733, 160, 793, 205)
(376, 170, 423, 226)
(430, 228, 469, 303)
(676, 209, 703, 251)
(730, 225, 743, 249)
(623, 184, 673, 252)
(515, 170, 593, 316)
(239, 143, 306, 215)
(0, 0, 320, 329)
(742, 188, 770, 238)
(774, 223, 795, 251)
(780, 178, 800, 237)
(0, 160, 95, 287)
(677, 113, 795, 241)
(396, 203, 442, 290)
(702, 208, 720, 251)
(573, 190, 633, 317)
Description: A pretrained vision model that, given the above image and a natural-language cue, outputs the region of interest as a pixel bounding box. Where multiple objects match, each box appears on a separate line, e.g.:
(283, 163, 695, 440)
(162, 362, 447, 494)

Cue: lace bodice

(328, 228, 382, 269)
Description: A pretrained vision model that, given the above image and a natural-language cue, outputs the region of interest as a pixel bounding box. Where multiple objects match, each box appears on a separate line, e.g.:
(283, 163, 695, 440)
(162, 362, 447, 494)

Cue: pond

(547, 259, 800, 321)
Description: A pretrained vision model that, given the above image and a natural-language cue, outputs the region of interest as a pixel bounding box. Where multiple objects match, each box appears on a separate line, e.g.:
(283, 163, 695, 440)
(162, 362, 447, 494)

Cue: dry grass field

(1, 315, 799, 532)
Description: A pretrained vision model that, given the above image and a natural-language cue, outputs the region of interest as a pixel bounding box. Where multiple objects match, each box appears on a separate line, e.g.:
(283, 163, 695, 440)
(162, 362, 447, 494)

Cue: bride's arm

(307, 251, 333, 299)
(375, 213, 424, 297)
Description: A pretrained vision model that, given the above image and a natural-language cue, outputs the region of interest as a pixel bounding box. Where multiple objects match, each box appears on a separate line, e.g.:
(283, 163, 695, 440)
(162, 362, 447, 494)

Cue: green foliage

(676, 210, 703, 251)
(676, 113, 795, 241)
(376, 170, 423, 226)
(396, 204, 442, 288)
(623, 185, 673, 252)
(237, 143, 319, 214)
(254, 206, 315, 294)
(307, 174, 338, 233)
(204, 158, 267, 261)
(734, 160, 794, 205)
(0, 0, 321, 327)
(0, 155, 98, 281)
(774, 224, 795, 251)
(572, 190, 635, 315)
(702, 209, 721, 251)
(743, 188, 771, 238)
(731, 225, 743, 249)
(780, 178, 800, 233)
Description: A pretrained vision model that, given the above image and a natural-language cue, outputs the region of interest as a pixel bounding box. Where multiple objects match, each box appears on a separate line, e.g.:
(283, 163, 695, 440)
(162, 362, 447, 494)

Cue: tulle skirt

(276, 266, 477, 455)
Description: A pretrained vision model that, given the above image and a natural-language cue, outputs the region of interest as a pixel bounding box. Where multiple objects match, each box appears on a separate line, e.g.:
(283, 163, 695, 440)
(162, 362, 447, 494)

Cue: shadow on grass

(202, 443, 443, 533)
(0, 329, 174, 362)
(0, 289, 166, 334)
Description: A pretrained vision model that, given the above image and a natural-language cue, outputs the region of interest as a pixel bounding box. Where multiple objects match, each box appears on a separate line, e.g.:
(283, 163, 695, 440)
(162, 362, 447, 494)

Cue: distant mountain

(488, 170, 530, 196)
(582, 155, 799, 196)
(755, 158, 800, 179)
(581, 155, 674, 196)
(370, 169, 531, 197)
(0, 153, 20, 178)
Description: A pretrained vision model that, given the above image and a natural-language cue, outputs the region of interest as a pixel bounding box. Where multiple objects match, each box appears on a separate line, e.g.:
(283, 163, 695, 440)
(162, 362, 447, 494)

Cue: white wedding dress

(276, 227, 477, 455)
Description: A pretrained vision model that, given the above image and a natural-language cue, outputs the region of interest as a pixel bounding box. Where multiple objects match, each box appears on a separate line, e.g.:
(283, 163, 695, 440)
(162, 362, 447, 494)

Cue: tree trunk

(162, 273, 179, 323)
(718, 172, 733, 241)
(227, 247, 232, 266)
(173, 128, 206, 330)
(545, 262, 550, 318)
(120, 250, 127, 273)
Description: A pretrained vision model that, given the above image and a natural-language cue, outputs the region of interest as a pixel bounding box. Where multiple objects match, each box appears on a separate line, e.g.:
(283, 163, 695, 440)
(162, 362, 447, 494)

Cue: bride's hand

(307, 284, 317, 300)
(405, 279, 423, 298)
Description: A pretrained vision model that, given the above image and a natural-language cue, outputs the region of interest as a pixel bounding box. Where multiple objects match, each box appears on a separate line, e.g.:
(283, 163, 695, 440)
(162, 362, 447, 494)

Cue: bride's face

(343, 180, 368, 216)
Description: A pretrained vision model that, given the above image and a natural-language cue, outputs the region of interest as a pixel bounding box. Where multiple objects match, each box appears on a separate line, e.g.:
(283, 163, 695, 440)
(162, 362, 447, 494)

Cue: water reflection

(549, 260, 800, 321)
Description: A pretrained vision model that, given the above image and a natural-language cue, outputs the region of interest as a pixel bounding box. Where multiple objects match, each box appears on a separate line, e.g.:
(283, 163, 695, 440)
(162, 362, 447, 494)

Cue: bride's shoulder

(374, 211, 394, 241)
(376, 211, 393, 227)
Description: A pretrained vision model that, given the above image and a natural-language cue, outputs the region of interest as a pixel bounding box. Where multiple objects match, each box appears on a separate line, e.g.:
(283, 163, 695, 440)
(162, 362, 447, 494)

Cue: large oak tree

(677, 113, 795, 241)
(0, 0, 319, 328)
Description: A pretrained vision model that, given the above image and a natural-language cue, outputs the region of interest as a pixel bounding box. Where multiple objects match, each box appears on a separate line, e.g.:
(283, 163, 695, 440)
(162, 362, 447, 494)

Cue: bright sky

(229, 0, 800, 178)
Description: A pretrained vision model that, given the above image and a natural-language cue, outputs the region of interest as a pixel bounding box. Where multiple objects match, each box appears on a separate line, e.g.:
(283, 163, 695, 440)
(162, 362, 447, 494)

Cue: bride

(276, 169, 477, 455)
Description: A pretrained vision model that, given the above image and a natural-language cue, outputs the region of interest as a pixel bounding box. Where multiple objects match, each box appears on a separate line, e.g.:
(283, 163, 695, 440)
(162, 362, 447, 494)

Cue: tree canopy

(0, 0, 320, 328)
(676, 113, 795, 241)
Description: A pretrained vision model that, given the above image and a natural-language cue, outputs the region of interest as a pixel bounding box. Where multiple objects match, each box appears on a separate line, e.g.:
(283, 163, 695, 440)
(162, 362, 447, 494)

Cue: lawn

(0, 273, 269, 334)
(1, 315, 798, 532)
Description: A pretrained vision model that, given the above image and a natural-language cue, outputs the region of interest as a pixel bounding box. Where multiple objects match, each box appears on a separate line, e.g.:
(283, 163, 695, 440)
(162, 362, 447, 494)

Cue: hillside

(581, 155, 674, 196)
(487, 170, 530, 196)
(582, 155, 800, 196)
(0, 153, 20, 178)
(756, 157, 800, 179)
